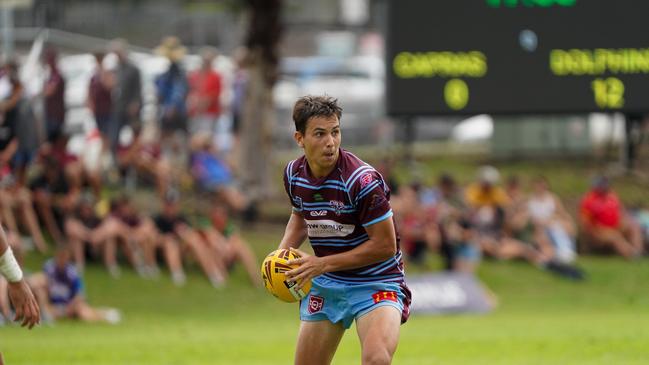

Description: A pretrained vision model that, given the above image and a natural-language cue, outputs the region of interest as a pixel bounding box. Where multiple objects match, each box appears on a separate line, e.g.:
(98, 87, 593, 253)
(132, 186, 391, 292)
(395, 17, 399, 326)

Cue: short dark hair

(292, 95, 342, 134)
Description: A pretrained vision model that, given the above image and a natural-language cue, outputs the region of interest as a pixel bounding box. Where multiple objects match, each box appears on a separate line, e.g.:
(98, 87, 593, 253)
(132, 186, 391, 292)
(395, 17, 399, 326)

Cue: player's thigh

(355, 305, 402, 364)
(295, 320, 345, 365)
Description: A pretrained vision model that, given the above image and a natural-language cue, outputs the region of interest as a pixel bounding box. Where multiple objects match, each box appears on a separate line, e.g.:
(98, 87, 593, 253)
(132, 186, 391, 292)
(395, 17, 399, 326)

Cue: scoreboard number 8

(444, 79, 469, 110)
(591, 77, 625, 109)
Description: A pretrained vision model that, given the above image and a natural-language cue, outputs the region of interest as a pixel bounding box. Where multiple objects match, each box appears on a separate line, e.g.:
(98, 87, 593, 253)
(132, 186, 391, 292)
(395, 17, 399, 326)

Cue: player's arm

(278, 211, 308, 250)
(0, 225, 40, 329)
(286, 216, 396, 289)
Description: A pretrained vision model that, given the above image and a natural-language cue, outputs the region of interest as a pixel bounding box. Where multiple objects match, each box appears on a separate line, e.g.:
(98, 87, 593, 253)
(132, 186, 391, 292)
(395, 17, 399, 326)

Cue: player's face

(295, 115, 341, 177)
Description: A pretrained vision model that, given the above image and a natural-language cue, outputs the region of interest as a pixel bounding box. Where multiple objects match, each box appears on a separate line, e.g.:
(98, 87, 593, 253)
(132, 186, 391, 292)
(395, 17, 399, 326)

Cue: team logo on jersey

(329, 200, 345, 216)
(293, 196, 303, 210)
(313, 193, 324, 202)
(372, 291, 398, 304)
(308, 295, 324, 314)
(360, 173, 374, 188)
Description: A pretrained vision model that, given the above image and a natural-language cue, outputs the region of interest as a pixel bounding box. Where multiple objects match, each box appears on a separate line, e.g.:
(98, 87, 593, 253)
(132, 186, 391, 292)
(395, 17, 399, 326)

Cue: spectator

(394, 182, 439, 267)
(87, 52, 113, 153)
(154, 36, 189, 138)
(230, 47, 249, 143)
(153, 190, 225, 287)
(435, 174, 479, 273)
(110, 196, 160, 278)
(116, 127, 177, 197)
(187, 47, 222, 136)
(42, 47, 66, 142)
(189, 133, 249, 214)
(30, 156, 79, 247)
(579, 176, 644, 259)
(27, 246, 121, 324)
(109, 39, 142, 151)
(64, 194, 142, 275)
(197, 200, 262, 288)
(528, 176, 577, 263)
(466, 166, 583, 279)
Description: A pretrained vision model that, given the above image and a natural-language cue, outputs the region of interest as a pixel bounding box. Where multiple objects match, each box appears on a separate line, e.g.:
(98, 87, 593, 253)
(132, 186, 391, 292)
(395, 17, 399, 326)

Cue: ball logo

(308, 295, 324, 314)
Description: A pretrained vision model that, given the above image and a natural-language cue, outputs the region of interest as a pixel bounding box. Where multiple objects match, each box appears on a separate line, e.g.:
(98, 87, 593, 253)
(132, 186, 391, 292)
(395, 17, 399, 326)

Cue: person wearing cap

(154, 36, 189, 137)
(579, 176, 644, 259)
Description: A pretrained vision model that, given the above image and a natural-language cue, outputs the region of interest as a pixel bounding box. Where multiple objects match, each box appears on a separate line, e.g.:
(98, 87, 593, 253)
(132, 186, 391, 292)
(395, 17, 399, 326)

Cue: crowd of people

(389, 164, 649, 277)
(0, 36, 262, 325)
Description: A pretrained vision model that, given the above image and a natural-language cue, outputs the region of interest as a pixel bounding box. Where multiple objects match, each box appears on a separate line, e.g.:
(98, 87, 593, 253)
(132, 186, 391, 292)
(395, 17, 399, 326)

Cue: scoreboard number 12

(591, 77, 624, 109)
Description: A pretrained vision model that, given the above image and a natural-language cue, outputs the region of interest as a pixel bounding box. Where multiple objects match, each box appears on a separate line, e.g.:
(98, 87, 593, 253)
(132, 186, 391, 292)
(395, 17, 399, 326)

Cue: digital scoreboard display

(386, 0, 649, 115)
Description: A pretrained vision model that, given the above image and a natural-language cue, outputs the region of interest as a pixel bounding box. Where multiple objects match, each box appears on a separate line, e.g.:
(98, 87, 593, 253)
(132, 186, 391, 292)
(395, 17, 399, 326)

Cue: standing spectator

(87, 52, 113, 152)
(42, 47, 66, 142)
(187, 47, 222, 136)
(154, 36, 189, 138)
(230, 47, 249, 143)
(109, 39, 142, 151)
(579, 176, 644, 259)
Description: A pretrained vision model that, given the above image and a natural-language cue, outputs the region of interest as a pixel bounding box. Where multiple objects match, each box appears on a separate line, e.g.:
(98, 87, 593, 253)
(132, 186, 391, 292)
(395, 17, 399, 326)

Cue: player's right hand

(7, 279, 40, 329)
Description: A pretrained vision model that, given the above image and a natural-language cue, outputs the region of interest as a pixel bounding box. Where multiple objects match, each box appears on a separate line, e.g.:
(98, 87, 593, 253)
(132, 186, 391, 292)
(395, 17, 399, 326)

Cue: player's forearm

(278, 212, 307, 250)
(321, 237, 396, 273)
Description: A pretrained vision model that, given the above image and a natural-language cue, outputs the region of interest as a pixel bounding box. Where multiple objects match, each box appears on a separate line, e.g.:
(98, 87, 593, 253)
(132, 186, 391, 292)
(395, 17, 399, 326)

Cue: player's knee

(362, 348, 393, 365)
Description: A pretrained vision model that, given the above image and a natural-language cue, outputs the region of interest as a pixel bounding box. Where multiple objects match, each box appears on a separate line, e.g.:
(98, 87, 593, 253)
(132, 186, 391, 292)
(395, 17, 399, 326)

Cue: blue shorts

(300, 276, 410, 329)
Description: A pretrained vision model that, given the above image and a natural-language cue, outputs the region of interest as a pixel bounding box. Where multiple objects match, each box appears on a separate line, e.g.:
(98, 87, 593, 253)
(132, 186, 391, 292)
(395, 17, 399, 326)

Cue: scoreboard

(386, 0, 649, 115)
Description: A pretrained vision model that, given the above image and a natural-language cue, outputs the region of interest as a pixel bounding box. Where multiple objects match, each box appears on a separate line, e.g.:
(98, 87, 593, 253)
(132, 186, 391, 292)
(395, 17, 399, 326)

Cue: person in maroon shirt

(580, 176, 643, 259)
(87, 52, 113, 148)
(42, 47, 66, 142)
(279, 95, 409, 365)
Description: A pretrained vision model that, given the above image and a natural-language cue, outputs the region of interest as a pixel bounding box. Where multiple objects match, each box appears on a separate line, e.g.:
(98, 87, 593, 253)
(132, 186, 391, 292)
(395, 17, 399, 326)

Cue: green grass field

(2, 224, 648, 365)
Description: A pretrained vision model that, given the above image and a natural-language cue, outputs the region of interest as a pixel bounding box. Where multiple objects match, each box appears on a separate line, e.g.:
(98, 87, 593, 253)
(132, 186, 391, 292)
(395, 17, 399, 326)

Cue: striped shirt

(283, 148, 406, 284)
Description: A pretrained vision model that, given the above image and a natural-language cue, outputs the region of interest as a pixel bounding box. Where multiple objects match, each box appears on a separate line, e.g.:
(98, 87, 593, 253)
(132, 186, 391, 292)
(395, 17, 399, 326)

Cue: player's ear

(294, 131, 304, 148)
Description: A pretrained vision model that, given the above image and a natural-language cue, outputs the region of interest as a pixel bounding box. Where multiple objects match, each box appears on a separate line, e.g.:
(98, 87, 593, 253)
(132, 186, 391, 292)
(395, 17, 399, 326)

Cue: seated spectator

(153, 190, 225, 287)
(0, 182, 48, 254)
(65, 194, 142, 276)
(30, 156, 80, 247)
(197, 200, 262, 288)
(466, 166, 583, 279)
(528, 176, 577, 263)
(110, 196, 160, 278)
(394, 182, 440, 267)
(189, 133, 256, 221)
(26, 246, 121, 324)
(435, 174, 480, 273)
(116, 127, 174, 197)
(579, 176, 644, 259)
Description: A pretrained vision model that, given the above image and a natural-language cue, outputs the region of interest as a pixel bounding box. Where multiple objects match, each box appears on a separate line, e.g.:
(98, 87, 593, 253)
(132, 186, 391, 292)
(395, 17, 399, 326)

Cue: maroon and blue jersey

(283, 148, 406, 285)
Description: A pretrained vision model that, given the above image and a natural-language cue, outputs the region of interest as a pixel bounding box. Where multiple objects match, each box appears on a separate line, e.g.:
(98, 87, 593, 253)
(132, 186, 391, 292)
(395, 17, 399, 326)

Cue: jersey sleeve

(348, 169, 392, 227)
(283, 160, 302, 213)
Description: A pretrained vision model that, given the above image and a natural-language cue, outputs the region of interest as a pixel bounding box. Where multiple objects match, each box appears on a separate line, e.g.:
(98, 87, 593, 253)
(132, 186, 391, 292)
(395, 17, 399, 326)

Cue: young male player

(279, 95, 410, 365)
(0, 224, 40, 328)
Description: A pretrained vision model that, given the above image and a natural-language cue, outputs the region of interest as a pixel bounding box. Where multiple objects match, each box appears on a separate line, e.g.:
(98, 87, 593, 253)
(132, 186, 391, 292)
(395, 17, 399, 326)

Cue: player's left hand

(286, 248, 325, 291)
(7, 279, 40, 329)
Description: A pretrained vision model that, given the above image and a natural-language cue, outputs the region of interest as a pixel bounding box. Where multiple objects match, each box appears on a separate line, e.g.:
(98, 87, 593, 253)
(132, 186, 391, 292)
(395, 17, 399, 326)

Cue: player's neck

(306, 158, 337, 179)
